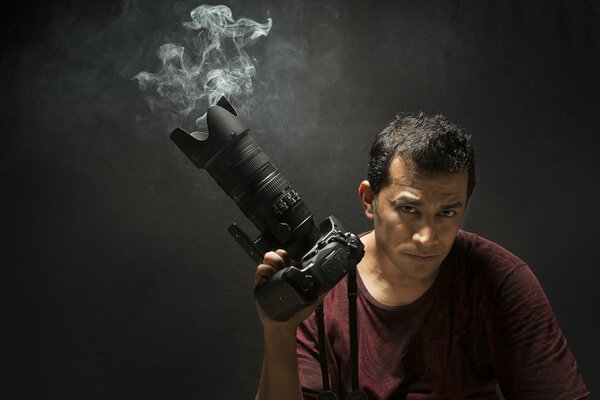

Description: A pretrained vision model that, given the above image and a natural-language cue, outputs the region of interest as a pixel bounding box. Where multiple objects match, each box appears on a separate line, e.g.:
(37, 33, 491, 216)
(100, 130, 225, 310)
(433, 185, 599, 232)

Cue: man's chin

(399, 254, 443, 278)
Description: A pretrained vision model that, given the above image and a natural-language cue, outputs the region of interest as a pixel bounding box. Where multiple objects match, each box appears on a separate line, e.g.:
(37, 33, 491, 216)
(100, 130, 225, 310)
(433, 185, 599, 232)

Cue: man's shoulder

(445, 231, 544, 315)
(454, 229, 527, 269)
(450, 230, 531, 294)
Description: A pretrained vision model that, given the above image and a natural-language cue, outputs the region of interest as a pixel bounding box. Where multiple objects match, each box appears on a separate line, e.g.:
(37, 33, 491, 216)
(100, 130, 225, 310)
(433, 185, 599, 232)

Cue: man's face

(361, 157, 468, 282)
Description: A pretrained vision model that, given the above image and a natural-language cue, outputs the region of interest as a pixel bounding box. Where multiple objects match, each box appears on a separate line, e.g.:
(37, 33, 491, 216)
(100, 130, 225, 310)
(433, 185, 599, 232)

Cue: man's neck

(357, 231, 439, 307)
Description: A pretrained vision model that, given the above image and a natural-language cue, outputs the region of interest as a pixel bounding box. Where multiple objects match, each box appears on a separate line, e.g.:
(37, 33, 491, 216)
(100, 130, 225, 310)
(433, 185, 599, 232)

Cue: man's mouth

(405, 253, 438, 261)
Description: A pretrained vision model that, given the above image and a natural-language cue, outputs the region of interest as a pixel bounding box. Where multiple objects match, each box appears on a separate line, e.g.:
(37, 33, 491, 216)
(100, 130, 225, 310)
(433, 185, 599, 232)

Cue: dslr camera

(170, 97, 364, 321)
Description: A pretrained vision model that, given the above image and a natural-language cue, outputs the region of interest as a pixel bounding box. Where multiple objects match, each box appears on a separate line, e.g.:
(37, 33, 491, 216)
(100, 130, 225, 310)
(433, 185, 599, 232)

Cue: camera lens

(205, 131, 318, 258)
(170, 101, 321, 260)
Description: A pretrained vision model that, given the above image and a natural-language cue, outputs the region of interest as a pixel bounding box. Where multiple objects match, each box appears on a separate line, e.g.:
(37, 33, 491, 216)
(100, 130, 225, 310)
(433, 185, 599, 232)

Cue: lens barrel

(170, 99, 320, 260)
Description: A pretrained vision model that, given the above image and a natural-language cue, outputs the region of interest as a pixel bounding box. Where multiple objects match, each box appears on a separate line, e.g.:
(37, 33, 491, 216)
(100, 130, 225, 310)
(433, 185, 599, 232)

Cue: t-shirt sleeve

(487, 264, 589, 399)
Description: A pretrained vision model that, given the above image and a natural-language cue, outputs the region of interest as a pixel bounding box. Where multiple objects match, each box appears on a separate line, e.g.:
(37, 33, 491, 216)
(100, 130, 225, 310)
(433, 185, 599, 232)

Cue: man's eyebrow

(441, 201, 464, 209)
(393, 196, 464, 209)
(393, 196, 423, 205)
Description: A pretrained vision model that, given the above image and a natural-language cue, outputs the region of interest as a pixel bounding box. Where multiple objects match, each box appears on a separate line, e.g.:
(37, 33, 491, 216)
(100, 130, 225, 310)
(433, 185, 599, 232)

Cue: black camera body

(170, 97, 364, 321)
(254, 216, 364, 321)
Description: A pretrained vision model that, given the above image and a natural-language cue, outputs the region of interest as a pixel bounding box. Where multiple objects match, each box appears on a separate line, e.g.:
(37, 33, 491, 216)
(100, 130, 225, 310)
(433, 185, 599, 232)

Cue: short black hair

(367, 112, 476, 198)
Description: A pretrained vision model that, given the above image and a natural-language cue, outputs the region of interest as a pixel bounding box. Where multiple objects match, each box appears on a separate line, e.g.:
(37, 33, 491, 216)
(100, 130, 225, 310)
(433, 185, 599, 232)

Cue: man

(254, 113, 589, 399)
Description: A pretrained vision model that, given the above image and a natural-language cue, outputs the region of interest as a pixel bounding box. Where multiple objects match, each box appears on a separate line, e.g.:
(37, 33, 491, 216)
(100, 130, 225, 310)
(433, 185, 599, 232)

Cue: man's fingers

(255, 249, 293, 284)
(274, 249, 292, 266)
(262, 250, 289, 270)
(255, 264, 277, 284)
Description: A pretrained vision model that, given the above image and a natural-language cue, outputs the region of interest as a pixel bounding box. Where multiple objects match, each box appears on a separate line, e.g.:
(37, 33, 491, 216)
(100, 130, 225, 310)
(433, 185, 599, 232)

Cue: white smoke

(134, 5, 272, 127)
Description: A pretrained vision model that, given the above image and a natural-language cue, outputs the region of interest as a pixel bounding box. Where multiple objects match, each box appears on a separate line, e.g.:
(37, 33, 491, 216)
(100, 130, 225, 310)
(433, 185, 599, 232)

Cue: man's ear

(358, 180, 375, 221)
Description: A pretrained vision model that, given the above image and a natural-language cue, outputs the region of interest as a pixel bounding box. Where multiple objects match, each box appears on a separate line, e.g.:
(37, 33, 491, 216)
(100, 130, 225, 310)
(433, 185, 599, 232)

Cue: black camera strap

(316, 304, 332, 391)
(317, 262, 368, 400)
(346, 263, 368, 400)
(316, 304, 337, 400)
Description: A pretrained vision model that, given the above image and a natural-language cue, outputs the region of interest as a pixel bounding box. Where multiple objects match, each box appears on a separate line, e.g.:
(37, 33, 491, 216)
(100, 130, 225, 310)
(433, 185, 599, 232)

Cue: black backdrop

(2, 0, 599, 398)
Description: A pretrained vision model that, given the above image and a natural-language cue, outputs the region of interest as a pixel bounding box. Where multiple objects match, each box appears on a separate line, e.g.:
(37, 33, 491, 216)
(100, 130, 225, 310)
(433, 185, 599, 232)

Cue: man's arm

(254, 250, 324, 400)
(256, 327, 303, 400)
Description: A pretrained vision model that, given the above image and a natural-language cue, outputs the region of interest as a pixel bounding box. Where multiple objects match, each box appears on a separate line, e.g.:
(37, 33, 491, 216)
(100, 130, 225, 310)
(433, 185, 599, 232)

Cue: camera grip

(254, 268, 313, 321)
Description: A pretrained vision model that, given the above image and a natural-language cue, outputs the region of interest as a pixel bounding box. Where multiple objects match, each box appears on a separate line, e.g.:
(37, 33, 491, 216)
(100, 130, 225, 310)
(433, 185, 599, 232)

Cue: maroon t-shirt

(297, 230, 589, 399)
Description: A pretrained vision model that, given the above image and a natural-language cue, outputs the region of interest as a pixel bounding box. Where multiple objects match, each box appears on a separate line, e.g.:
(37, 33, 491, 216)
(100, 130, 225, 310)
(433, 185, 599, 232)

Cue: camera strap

(316, 304, 332, 391)
(316, 304, 337, 400)
(316, 262, 368, 400)
(346, 263, 368, 399)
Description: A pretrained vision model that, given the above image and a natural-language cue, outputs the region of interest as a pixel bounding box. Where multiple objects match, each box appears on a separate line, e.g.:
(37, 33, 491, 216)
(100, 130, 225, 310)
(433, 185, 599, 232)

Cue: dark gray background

(2, 0, 599, 398)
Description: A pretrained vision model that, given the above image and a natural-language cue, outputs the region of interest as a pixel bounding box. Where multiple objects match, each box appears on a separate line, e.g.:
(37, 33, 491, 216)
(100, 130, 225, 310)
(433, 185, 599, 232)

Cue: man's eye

(439, 210, 457, 217)
(399, 206, 418, 214)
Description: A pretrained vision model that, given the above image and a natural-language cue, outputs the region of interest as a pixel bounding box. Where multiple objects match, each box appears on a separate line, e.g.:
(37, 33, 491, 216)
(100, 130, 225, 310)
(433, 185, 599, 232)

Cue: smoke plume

(134, 4, 272, 127)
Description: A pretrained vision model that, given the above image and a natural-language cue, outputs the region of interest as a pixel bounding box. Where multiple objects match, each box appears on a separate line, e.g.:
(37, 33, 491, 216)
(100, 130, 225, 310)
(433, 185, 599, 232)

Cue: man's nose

(412, 220, 437, 247)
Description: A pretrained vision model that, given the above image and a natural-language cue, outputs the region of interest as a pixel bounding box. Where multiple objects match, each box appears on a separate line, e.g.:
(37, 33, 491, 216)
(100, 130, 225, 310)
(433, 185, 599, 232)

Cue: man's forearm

(256, 328, 304, 400)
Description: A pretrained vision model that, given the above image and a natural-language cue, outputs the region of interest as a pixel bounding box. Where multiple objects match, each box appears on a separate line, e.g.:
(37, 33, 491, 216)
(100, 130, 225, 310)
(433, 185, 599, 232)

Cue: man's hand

(255, 249, 323, 334)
